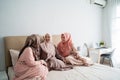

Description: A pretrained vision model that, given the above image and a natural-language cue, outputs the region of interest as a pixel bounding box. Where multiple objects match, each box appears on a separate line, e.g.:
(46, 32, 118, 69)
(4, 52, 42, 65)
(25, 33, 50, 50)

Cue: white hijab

(40, 33, 56, 57)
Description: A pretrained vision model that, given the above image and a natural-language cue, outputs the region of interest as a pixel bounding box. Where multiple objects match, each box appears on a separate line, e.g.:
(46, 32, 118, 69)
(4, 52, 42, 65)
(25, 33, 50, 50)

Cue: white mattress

(8, 63, 120, 80)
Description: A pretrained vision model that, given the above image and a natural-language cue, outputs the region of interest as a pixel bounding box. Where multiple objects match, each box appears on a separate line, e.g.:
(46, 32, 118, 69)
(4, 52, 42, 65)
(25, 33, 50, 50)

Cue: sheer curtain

(103, 0, 120, 68)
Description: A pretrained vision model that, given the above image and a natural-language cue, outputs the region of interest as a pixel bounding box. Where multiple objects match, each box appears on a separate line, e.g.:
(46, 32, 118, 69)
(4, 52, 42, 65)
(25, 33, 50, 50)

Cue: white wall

(102, 0, 113, 47)
(0, 0, 102, 70)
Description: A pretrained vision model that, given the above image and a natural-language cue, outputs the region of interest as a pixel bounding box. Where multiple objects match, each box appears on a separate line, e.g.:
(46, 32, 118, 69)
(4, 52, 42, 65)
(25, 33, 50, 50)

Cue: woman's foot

(83, 63, 93, 66)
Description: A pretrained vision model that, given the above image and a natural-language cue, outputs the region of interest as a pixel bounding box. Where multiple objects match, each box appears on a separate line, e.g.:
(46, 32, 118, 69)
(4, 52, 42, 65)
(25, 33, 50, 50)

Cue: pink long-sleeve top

(14, 47, 48, 80)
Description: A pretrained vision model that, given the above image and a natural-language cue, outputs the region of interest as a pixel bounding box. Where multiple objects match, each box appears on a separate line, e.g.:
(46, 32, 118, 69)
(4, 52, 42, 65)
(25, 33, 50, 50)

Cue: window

(112, 6, 120, 48)
(111, 5, 120, 68)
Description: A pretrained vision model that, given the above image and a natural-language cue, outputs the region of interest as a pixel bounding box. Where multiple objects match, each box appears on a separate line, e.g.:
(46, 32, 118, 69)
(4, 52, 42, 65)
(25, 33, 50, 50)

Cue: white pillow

(80, 44, 88, 57)
(9, 49, 19, 66)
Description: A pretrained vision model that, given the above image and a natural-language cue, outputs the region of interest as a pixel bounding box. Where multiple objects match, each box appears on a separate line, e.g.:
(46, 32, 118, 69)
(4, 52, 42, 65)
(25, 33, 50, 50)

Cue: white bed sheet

(8, 63, 120, 80)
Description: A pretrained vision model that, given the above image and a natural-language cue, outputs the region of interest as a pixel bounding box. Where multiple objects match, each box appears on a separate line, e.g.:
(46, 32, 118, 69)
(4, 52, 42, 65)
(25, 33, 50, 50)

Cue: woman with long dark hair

(14, 34, 48, 80)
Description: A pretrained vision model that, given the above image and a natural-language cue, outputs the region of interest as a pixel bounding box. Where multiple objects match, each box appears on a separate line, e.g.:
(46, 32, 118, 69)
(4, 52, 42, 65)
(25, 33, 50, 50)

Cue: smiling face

(45, 33, 51, 43)
(61, 33, 72, 44)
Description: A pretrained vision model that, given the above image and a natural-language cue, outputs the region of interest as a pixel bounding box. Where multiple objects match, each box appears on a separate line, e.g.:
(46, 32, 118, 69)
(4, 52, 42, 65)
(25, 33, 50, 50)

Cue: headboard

(4, 35, 61, 70)
(4, 36, 27, 69)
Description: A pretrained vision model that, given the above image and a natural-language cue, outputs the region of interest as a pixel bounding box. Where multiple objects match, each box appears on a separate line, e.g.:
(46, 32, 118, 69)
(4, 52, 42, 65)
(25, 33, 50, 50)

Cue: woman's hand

(45, 55, 53, 61)
(41, 60, 47, 66)
(62, 57, 67, 63)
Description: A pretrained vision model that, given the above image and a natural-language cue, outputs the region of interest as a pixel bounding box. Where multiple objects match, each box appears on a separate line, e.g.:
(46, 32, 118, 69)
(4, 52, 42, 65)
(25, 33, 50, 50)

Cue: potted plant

(99, 41, 105, 47)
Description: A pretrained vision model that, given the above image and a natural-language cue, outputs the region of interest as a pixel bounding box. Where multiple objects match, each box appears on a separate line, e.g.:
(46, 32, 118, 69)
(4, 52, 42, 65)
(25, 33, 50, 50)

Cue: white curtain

(103, 0, 120, 68)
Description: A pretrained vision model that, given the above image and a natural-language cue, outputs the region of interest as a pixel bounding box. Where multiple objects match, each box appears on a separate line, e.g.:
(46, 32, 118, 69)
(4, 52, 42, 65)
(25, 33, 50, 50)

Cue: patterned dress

(40, 42, 67, 71)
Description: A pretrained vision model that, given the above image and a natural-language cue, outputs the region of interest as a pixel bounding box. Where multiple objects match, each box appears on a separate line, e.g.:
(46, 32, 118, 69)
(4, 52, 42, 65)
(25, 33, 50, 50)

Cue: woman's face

(45, 34, 50, 42)
(61, 34, 66, 42)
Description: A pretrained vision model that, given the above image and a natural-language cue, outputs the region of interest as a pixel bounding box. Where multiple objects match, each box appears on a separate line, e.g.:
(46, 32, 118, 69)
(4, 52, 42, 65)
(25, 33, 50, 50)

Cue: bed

(4, 35, 120, 80)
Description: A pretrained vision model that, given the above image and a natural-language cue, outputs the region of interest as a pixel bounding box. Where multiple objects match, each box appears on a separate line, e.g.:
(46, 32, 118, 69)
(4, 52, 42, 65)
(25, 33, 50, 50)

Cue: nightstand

(0, 71, 8, 80)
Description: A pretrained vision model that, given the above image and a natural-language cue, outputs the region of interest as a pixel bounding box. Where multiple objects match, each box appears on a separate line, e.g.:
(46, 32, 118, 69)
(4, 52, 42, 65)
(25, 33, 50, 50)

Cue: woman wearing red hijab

(57, 33, 93, 66)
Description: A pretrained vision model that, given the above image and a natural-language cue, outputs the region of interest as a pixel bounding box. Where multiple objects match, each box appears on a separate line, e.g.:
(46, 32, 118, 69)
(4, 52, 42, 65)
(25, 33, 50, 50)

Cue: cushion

(9, 49, 19, 66)
(52, 35, 61, 46)
(80, 43, 88, 57)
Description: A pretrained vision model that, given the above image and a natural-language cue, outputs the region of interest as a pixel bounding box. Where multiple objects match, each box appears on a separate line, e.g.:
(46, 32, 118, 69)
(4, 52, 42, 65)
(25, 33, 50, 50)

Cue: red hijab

(57, 33, 73, 57)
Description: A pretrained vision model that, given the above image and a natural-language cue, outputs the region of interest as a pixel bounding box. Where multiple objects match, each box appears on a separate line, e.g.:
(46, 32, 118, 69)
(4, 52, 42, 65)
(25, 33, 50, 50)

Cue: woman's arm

(23, 47, 45, 67)
(70, 43, 78, 55)
(70, 44, 84, 59)
(54, 45, 65, 61)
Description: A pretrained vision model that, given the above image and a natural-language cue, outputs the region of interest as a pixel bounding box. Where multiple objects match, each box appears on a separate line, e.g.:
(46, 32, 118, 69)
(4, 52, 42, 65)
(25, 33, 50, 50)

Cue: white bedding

(8, 63, 120, 80)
